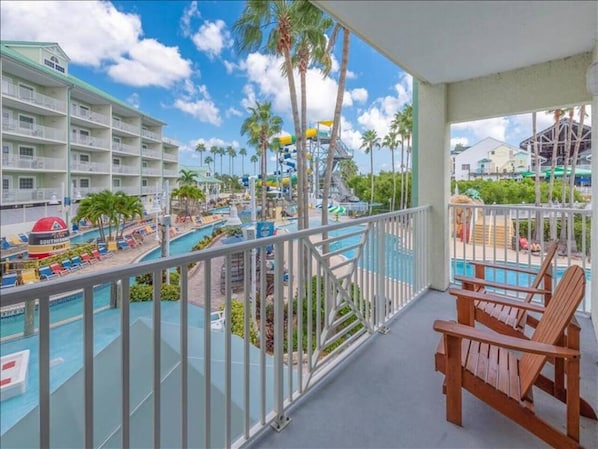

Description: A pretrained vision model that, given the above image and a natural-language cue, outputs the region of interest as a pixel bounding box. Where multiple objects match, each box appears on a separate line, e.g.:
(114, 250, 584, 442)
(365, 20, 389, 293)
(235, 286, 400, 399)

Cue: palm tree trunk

(532, 111, 542, 242)
(369, 148, 374, 214)
(300, 69, 309, 229)
(261, 145, 267, 221)
(568, 104, 586, 205)
(322, 27, 349, 228)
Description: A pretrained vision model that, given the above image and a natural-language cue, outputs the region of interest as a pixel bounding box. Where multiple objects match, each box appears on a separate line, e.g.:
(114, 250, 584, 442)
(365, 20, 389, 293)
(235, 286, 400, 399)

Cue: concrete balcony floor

(250, 290, 598, 448)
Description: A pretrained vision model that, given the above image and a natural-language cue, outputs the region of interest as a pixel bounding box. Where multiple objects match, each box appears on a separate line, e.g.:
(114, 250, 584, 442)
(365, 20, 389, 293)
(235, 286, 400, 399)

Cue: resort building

(451, 137, 532, 180)
(0, 41, 179, 232)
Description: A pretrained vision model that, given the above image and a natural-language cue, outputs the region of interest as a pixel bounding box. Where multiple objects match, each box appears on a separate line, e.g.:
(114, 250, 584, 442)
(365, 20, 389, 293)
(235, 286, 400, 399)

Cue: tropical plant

(321, 24, 350, 227)
(227, 146, 237, 177)
(177, 168, 198, 186)
(238, 147, 247, 175)
(397, 104, 413, 210)
(195, 142, 206, 167)
(113, 192, 144, 240)
(204, 155, 214, 175)
(171, 184, 205, 218)
(360, 129, 381, 214)
(240, 100, 283, 220)
(338, 158, 358, 183)
(382, 129, 399, 211)
(250, 153, 259, 176)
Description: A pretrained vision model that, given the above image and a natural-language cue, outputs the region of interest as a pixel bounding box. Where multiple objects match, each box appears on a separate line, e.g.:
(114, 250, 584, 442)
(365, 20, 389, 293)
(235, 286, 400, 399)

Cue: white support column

(417, 82, 450, 290)
(589, 39, 598, 338)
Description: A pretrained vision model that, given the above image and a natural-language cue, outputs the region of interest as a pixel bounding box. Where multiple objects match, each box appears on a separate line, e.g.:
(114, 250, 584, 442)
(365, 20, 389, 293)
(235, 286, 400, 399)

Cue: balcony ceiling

(312, 1, 598, 84)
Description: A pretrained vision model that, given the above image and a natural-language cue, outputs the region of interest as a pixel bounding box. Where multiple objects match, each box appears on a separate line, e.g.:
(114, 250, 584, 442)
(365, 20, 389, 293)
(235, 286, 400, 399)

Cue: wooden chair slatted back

(519, 265, 585, 396)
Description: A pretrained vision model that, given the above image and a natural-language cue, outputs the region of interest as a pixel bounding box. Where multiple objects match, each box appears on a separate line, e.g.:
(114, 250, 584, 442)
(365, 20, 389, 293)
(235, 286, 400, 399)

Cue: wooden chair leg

(445, 335, 462, 426)
(566, 357, 580, 443)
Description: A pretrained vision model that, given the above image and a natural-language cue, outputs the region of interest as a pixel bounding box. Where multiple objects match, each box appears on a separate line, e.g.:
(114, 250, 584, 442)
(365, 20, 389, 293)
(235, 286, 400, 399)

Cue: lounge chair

(17, 233, 29, 243)
(453, 240, 558, 337)
(81, 253, 97, 264)
(1, 273, 18, 289)
(98, 245, 114, 258)
(71, 255, 87, 268)
(50, 263, 68, 276)
(91, 249, 103, 261)
(61, 259, 80, 271)
(1, 238, 10, 250)
(39, 266, 58, 280)
(117, 240, 129, 250)
(21, 269, 39, 284)
(434, 265, 591, 448)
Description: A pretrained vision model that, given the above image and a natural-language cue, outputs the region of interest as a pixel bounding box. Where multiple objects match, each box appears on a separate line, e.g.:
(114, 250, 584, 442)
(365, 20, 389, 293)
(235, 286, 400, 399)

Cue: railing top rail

(449, 203, 591, 215)
(0, 206, 431, 307)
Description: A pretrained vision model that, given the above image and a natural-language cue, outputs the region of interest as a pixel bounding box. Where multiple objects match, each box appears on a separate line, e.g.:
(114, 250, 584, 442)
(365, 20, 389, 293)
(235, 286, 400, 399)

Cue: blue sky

(1, 1, 576, 175)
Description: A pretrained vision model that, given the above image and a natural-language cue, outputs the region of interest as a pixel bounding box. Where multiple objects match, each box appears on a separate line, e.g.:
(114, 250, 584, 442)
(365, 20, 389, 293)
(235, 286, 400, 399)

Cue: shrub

(221, 300, 258, 345)
(129, 282, 180, 302)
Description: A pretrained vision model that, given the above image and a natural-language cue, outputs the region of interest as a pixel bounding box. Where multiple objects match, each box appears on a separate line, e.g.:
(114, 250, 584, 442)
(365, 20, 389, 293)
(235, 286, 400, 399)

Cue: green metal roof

(0, 41, 164, 124)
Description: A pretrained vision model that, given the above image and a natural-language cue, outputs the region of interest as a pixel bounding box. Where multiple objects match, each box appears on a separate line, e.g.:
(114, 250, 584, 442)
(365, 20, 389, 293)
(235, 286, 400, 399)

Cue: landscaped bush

(129, 283, 180, 302)
(38, 243, 96, 268)
(221, 300, 259, 345)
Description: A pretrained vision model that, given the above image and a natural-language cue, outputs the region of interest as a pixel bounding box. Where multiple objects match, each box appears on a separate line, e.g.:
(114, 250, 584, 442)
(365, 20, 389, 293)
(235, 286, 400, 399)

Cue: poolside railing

(449, 202, 592, 313)
(0, 206, 430, 448)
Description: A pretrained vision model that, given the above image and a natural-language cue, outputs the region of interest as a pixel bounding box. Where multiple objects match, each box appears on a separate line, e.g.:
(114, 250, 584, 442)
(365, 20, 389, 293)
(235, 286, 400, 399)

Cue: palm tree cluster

(73, 190, 144, 242)
(234, 0, 346, 229)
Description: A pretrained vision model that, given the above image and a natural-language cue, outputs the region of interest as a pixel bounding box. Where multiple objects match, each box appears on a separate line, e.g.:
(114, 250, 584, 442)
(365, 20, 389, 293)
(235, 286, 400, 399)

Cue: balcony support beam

(591, 38, 598, 340)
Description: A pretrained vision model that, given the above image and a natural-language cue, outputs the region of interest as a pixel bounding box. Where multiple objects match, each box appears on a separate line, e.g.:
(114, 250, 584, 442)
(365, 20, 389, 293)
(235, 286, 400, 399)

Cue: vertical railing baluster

(39, 294, 50, 449)
(180, 265, 188, 449)
(203, 260, 212, 449)
(243, 249, 251, 440)
(83, 285, 94, 449)
(121, 277, 130, 449)
(152, 269, 161, 448)
(224, 255, 232, 448)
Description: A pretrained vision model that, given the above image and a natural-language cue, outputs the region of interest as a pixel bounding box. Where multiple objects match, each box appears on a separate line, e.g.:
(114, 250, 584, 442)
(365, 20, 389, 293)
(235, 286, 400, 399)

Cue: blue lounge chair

(117, 240, 129, 250)
(61, 259, 80, 271)
(1, 273, 18, 289)
(72, 255, 88, 267)
(98, 245, 114, 258)
(17, 233, 29, 243)
(39, 266, 57, 280)
(1, 238, 10, 250)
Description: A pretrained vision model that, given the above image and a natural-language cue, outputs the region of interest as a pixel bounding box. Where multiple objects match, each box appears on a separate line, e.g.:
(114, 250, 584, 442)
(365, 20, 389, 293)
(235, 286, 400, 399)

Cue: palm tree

(547, 109, 564, 205)
(209, 145, 219, 174)
(239, 147, 247, 176)
(360, 129, 381, 214)
(568, 104, 587, 205)
(397, 104, 413, 209)
(195, 142, 206, 167)
(171, 185, 205, 219)
(204, 156, 214, 175)
(240, 100, 283, 220)
(321, 25, 350, 227)
(382, 130, 399, 211)
(250, 154, 259, 176)
(114, 193, 144, 240)
(227, 146, 237, 177)
(234, 0, 305, 228)
(177, 168, 198, 186)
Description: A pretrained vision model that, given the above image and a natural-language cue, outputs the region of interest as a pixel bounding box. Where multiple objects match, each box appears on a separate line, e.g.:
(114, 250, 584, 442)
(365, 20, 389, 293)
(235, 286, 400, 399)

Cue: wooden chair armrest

(448, 287, 546, 313)
(433, 320, 579, 358)
(454, 275, 551, 296)
(468, 260, 541, 276)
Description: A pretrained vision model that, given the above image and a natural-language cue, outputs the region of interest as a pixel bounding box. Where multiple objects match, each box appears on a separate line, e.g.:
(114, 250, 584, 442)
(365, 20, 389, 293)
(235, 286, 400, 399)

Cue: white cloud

(191, 19, 232, 59)
(452, 117, 509, 143)
(0, 1, 192, 88)
(226, 107, 243, 118)
(450, 137, 469, 148)
(127, 93, 140, 109)
(108, 39, 192, 88)
(174, 80, 221, 126)
(180, 1, 200, 37)
(350, 88, 368, 104)
(346, 70, 357, 80)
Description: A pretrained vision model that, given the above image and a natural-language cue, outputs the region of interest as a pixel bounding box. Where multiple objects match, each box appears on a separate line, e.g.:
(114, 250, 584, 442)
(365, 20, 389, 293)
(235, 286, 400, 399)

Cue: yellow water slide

(276, 128, 318, 147)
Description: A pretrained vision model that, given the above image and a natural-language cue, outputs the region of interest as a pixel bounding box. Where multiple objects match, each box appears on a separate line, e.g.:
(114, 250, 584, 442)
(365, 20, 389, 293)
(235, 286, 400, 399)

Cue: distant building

(451, 137, 531, 180)
(1, 41, 179, 228)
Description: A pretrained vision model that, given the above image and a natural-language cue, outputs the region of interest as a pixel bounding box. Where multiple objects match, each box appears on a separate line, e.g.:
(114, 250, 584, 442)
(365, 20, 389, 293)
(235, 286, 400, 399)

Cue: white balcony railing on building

(448, 203, 592, 313)
(112, 120, 139, 135)
(1, 155, 66, 171)
(0, 207, 430, 448)
(71, 134, 109, 150)
(1, 81, 67, 113)
(112, 165, 140, 175)
(2, 119, 66, 141)
(142, 149, 162, 159)
(162, 136, 179, 146)
(71, 161, 110, 173)
(141, 128, 161, 141)
(1, 187, 58, 204)
(112, 142, 140, 155)
(163, 153, 178, 162)
(141, 185, 160, 195)
(71, 107, 110, 126)
(142, 168, 162, 176)
(163, 169, 179, 177)
(114, 186, 140, 195)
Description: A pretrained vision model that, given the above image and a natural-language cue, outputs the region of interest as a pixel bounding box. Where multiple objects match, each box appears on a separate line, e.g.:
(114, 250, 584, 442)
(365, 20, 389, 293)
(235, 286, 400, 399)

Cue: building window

(113, 116, 121, 127)
(2, 178, 10, 190)
(461, 164, 470, 171)
(43, 56, 65, 73)
(79, 154, 90, 164)
(18, 84, 34, 101)
(113, 178, 121, 188)
(142, 160, 148, 168)
(112, 136, 121, 145)
(113, 158, 121, 166)
(142, 179, 148, 187)
(19, 177, 34, 189)
(79, 178, 90, 188)
(19, 114, 35, 130)
(19, 146, 35, 159)
(2, 143, 10, 163)
(79, 104, 90, 118)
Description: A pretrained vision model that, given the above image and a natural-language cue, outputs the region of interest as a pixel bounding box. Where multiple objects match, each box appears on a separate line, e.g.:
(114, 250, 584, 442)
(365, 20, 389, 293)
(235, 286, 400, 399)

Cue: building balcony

(112, 165, 140, 175)
(71, 161, 110, 173)
(112, 142, 140, 155)
(112, 120, 139, 136)
(114, 185, 140, 195)
(1, 155, 66, 171)
(71, 107, 110, 127)
(162, 153, 178, 162)
(1, 187, 57, 204)
(2, 119, 66, 142)
(1, 80, 67, 114)
(71, 135, 109, 150)
(142, 167, 162, 176)
(141, 129, 161, 142)
(142, 148, 162, 159)
(0, 205, 595, 448)
(163, 169, 178, 177)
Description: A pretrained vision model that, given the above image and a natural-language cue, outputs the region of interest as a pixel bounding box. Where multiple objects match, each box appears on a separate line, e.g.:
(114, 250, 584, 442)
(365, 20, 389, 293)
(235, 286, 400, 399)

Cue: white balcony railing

(1, 155, 66, 171)
(2, 119, 66, 141)
(114, 185, 140, 195)
(142, 168, 162, 176)
(141, 185, 160, 195)
(71, 107, 110, 126)
(112, 165, 140, 175)
(141, 129, 161, 141)
(71, 134, 109, 149)
(2, 81, 67, 113)
(163, 169, 179, 177)
(112, 142, 140, 155)
(0, 207, 430, 448)
(448, 203, 592, 313)
(71, 161, 110, 173)
(142, 148, 162, 159)
(163, 153, 178, 162)
(1, 187, 58, 204)
(112, 120, 139, 135)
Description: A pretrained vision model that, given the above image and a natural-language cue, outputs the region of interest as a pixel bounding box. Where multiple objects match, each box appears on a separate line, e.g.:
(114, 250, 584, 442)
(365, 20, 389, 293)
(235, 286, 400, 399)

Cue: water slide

(276, 128, 318, 147)
(332, 171, 359, 202)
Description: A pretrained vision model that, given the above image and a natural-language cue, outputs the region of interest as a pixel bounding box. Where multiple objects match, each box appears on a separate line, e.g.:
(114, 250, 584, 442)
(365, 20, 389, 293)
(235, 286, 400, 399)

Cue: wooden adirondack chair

(454, 240, 558, 337)
(434, 265, 589, 448)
